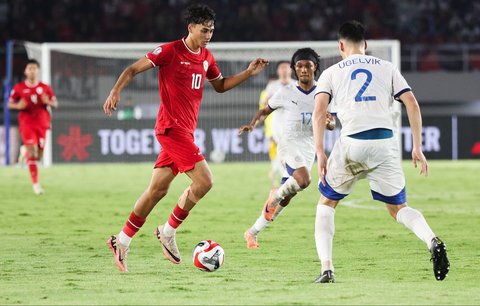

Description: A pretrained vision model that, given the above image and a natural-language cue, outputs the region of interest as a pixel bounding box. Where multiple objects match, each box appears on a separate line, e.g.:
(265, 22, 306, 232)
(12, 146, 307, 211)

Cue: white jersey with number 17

(315, 54, 411, 137)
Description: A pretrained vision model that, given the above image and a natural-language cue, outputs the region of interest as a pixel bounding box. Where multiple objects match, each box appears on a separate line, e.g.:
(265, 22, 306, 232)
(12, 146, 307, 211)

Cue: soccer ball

(209, 149, 226, 163)
(192, 240, 225, 272)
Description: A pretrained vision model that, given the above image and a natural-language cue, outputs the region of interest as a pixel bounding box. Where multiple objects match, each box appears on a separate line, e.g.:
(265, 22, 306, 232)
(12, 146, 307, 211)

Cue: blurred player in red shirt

(103, 4, 268, 272)
(8, 59, 58, 195)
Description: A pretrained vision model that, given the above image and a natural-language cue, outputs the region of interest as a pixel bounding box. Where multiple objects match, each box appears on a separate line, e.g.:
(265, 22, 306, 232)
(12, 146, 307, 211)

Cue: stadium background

(1, 0, 479, 164)
(1, 1, 480, 305)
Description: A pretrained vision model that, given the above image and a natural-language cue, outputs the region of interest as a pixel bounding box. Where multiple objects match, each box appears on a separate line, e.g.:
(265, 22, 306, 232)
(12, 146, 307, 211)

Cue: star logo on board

(471, 141, 480, 155)
(56, 125, 93, 161)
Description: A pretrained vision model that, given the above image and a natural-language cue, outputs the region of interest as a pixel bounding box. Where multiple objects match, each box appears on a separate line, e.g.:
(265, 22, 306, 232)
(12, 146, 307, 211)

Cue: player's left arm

(210, 58, 269, 93)
(400, 90, 428, 176)
(313, 93, 330, 186)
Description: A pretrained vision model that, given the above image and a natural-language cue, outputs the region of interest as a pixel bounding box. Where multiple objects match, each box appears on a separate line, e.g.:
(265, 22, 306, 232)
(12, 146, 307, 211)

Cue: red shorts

(154, 128, 204, 175)
(20, 125, 47, 150)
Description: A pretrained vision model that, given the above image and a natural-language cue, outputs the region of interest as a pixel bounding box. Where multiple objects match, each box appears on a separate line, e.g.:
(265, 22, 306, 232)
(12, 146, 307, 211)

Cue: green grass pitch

(1, 161, 479, 305)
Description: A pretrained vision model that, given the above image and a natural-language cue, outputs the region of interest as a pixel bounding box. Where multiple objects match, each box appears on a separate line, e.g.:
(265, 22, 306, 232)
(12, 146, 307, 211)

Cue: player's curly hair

(338, 20, 366, 43)
(290, 48, 321, 79)
(185, 3, 216, 25)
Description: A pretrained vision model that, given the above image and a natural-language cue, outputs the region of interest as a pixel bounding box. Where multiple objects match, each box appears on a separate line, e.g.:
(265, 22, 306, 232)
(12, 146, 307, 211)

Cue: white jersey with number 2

(315, 54, 411, 136)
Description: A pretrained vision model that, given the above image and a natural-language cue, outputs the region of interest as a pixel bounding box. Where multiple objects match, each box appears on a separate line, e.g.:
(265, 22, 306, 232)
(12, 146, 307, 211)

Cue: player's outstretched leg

(155, 160, 213, 264)
(264, 167, 310, 220)
(244, 191, 293, 249)
(106, 235, 130, 272)
(390, 204, 450, 280)
(107, 167, 175, 272)
(430, 237, 450, 280)
(245, 168, 310, 249)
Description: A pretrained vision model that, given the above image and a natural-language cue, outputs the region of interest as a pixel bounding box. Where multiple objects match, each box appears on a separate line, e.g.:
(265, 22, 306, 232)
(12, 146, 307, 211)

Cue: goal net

(20, 40, 400, 166)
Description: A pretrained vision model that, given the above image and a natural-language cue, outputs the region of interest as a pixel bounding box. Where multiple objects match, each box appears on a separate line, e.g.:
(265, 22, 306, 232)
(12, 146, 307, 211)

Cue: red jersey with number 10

(146, 38, 221, 134)
(9, 81, 55, 129)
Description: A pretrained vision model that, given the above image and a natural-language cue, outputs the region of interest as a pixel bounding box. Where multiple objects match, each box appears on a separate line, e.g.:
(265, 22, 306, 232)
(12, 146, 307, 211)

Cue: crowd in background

(0, 0, 479, 72)
(1, 0, 479, 44)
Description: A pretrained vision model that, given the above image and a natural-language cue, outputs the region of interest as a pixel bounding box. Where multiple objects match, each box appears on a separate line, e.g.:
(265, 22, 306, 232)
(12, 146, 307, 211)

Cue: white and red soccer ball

(192, 240, 225, 272)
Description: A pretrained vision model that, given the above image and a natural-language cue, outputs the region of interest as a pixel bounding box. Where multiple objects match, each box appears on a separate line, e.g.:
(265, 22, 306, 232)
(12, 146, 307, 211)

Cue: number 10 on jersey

(191, 73, 202, 89)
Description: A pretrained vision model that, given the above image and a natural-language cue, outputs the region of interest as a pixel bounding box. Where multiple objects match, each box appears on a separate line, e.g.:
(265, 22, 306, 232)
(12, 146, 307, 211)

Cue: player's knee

(386, 203, 406, 219)
(192, 178, 213, 198)
(203, 178, 214, 193)
(297, 176, 311, 189)
(148, 186, 168, 201)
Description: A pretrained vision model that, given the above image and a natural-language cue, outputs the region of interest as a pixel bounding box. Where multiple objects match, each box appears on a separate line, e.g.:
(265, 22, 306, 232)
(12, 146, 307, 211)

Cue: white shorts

(278, 140, 315, 182)
(320, 136, 406, 204)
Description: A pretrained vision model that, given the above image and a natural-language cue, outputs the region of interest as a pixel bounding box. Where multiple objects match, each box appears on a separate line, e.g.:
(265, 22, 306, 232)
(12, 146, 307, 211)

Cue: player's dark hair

(185, 3, 216, 25)
(290, 48, 321, 79)
(276, 60, 290, 69)
(26, 59, 40, 68)
(338, 20, 366, 43)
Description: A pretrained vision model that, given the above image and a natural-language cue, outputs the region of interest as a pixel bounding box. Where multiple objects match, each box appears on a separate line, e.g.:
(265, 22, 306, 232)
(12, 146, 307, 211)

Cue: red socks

(27, 157, 38, 184)
(167, 204, 189, 229)
(122, 212, 146, 238)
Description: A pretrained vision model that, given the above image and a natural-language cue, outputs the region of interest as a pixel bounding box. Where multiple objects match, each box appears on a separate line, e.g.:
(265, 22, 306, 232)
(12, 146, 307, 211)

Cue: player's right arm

(400, 91, 428, 176)
(313, 93, 330, 186)
(7, 98, 27, 110)
(103, 57, 153, 116)
(7, 86, 27, 110)
(238, 106, 274, 135)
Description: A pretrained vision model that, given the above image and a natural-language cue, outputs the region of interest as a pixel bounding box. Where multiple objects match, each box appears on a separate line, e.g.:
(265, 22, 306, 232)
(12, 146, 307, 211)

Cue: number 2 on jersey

(191, 73, 202, 89)
(351, 69, 376, 102)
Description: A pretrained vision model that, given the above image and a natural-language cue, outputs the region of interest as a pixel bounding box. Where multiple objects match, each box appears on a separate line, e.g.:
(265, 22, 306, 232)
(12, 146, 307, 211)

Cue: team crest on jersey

(203, 60, 208, 72)
(36, 87, 43, 95)
(153, 47, 162, 55)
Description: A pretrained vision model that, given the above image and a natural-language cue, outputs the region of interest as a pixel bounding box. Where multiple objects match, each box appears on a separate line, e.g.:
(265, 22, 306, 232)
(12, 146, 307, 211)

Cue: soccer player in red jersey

(103, 4, 268, 272)
(8, 59, 58, 195)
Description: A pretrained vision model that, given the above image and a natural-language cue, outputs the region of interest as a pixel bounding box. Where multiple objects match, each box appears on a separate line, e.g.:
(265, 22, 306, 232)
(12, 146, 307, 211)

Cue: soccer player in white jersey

(260, 61, 295, 187)
(239, 48, 335, 249)
(312, 21, 449, 283)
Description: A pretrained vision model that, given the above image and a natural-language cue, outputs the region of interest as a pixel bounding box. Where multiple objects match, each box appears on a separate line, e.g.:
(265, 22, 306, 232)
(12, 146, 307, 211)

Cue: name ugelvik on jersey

(338, 57, 380, 69)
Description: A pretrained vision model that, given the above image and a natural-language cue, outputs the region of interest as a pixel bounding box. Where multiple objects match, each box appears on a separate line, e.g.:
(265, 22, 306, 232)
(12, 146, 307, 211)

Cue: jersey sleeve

(45, 85, 56, 99)
(206, 53, 222, 81)
(315, 69, 333, 99)
(327, 99, 336, 115)
(145, 43, 174, 68)
(392, 67, 411, 100)
(267, 89, 285, 110)
(9, 85, 20, 101)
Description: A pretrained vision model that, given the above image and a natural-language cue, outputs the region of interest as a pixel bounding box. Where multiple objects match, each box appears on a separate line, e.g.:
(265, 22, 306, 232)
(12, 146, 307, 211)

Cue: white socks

(315, 204, 335, 273)
(396, 206, 436, 249)
(249, 204, 288, 235)
(163, 222, 176, 237)
(118, 230, 132, 247)
(275, 177, 302, 203)
(250, 215, 270, 235)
